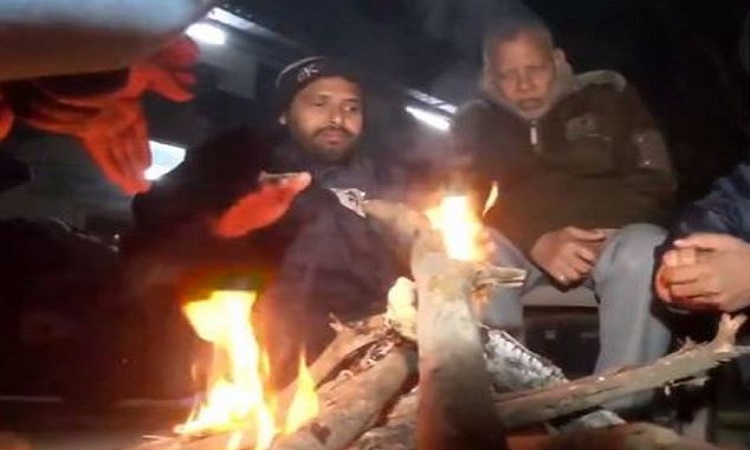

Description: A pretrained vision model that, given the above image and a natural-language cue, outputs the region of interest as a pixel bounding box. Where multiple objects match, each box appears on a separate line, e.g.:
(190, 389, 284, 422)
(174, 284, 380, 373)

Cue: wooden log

(348, 392, 417, 450)
(365, 199, 522, 450)
(124, 315, 389, 450)
(495, 314, 750, 429)
(349, 315, 750, 446)
(504, 423, 728, 450)
(350, 422, 729, 450)
(268, 348, 413, 450)
(412, 242, 507, 450)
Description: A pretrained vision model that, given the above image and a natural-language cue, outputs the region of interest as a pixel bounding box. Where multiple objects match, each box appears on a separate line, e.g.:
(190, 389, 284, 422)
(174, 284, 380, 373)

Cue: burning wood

(413, 249, 507, 450)
(127, 196, 746, 450)
(127, 312, 391, 450)
(269, 348, 413, 450)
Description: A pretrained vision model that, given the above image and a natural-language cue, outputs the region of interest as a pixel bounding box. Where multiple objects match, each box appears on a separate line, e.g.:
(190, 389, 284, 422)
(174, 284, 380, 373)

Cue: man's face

(487, 31, 560, 119)
(282, 76, 363, 162)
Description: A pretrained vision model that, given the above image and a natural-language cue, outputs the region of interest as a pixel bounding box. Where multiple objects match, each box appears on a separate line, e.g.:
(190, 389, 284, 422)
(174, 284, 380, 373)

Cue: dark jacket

(678, 155, 750, 240)
(453, 70, 676, 254)
(127, 128, 404, 379)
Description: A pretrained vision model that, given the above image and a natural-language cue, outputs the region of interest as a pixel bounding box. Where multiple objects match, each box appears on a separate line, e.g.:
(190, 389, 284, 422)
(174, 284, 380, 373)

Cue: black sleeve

(126, 127, 274, 261)
(617, 85, 677, 225)
(133, 127, 273, 234)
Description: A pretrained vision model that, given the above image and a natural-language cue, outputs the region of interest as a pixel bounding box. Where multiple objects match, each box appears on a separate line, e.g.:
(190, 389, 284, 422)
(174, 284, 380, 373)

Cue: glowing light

(426, 194, 483, 261)
(405, 106, 451, 132)
(176, 290, 319, 449)
(145, 141, 185, 180)
(483, 181, 499, 217)
(186, 22, 228, 45)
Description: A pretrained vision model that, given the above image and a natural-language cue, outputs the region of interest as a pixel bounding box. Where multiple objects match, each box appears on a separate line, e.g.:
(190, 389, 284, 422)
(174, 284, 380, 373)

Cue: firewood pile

(127, 200, 750, 450)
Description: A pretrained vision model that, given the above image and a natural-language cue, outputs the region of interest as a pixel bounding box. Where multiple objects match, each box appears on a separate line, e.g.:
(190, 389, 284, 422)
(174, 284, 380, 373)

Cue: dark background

(0, 0, 747, 232)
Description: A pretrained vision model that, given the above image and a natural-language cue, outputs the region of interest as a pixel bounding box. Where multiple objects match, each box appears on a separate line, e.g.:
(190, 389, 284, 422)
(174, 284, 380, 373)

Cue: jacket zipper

(529, 120, 541, 154)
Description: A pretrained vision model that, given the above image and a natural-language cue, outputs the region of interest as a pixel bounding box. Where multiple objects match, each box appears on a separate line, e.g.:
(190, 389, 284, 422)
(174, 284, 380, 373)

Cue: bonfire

(128, 190, 748, 450)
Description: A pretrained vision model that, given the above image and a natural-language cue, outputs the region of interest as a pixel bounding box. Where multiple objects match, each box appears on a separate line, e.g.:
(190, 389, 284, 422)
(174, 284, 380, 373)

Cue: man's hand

(656, 233, 750, 312)
(530, 226, 608, 286)
(212, 172, 311, 238)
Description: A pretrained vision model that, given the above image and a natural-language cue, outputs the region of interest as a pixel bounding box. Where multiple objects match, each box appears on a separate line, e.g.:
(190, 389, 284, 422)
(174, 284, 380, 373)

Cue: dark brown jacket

(453, 70, 675, 254)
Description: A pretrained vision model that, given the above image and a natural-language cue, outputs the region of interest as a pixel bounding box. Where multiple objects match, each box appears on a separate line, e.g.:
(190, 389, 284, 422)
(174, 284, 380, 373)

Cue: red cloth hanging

(19, 36, 199, 195)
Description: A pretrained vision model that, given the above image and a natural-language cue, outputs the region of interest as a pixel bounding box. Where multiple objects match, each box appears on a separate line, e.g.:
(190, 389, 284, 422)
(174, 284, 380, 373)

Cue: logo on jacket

(565, 113, 600, 141)
(329, 188, 367, 217)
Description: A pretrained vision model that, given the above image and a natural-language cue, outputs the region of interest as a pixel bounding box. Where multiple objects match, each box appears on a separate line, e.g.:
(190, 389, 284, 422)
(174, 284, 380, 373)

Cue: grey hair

(482, 14, 554, 66)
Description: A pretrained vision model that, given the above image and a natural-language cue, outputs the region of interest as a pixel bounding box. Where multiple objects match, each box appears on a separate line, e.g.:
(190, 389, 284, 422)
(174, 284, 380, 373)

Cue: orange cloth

(0, 93, 13, 141)
(20, 36, 198, 195)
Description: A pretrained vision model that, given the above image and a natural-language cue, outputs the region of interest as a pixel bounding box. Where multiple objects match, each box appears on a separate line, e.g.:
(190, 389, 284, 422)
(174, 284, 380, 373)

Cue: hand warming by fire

(176, 290, 319, 450)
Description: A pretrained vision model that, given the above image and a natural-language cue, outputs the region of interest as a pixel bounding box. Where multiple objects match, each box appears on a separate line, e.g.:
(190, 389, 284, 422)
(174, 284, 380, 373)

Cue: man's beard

(308, 126, 358, 162)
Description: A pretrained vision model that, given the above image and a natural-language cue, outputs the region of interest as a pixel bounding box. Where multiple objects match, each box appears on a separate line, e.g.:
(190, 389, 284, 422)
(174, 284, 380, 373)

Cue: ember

(176, 290, 318, 450)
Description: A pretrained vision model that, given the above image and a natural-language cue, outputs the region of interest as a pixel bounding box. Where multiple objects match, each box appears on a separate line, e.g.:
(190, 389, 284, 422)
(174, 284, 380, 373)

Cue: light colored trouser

(483, 224, 672, 411)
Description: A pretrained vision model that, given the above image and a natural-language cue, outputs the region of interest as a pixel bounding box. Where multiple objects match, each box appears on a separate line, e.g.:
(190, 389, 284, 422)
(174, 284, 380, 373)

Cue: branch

(495, 314, 750, 429)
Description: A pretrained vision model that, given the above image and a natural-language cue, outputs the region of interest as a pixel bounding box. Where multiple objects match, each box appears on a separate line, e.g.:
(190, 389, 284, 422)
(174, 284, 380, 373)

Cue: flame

(284, 353, 319, 433)
(426, 194, 484, 261)
(483, 181, 499, 217)
(176, 290, 319, 449)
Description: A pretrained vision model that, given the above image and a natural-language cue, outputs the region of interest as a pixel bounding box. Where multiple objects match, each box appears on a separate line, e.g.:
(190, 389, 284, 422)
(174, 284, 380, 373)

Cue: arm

(132, 128, 270, 243)
(617, 85, 677, 224)
(677, 157, 750, 238)
(130, 128, 310, 256)
(655, 156, 750, 310)
(0, 0, 218, 80)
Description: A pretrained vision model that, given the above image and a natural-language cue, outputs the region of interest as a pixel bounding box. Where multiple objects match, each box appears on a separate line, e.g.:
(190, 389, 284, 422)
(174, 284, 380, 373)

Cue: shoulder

(567, 70, 645, 114)
(453, 99, 506, 132)
(572, 70, 629, 94)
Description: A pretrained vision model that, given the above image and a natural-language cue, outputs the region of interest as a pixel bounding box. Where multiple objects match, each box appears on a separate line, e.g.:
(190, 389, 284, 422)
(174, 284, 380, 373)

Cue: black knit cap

(274, 56, 362, 115)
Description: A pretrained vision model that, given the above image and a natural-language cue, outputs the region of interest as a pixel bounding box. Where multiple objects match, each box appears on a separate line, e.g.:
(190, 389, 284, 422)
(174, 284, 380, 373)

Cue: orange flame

(426, 194, 484, 261)
(176, 290, 319, 449)
(483, 181, 499, 217)
(284, 353, 319, 434)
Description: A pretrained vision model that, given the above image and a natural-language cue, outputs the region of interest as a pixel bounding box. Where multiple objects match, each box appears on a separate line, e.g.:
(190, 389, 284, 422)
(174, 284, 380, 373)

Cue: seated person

(451, 13, 675, 410)
(126, 57, 410, 386)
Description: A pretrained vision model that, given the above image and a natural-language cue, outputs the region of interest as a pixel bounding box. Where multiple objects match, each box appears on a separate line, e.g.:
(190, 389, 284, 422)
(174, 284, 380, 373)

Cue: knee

(602, 224, 667, 277)
(486, 228, 525, 266)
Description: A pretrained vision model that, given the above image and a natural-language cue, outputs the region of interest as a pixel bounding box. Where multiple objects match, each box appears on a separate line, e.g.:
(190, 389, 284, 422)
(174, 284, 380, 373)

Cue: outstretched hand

(656, 233, 750, 312)
(212, 172, 312, 238)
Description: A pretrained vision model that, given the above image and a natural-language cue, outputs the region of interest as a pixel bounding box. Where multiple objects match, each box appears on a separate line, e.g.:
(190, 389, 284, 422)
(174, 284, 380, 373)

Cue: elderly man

(129, 57, 406, 386)
(452, 13, 675, 410)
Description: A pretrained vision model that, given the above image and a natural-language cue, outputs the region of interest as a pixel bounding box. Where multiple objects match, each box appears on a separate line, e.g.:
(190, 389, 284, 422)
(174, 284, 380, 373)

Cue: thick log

(495, 314, 750, 429)
(412, 243, 507, 450)
(350, 422, 728, 450)
(124, 315, 389, 450)
(504, 423, 727, 450)
(269, 348, 412, 450)
(365, 199, 522, 450)
(348, 392, 417, 450)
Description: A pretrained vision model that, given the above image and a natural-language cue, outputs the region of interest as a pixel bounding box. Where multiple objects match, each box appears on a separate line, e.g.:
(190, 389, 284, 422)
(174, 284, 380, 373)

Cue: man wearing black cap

(127, 56, 405, 388)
